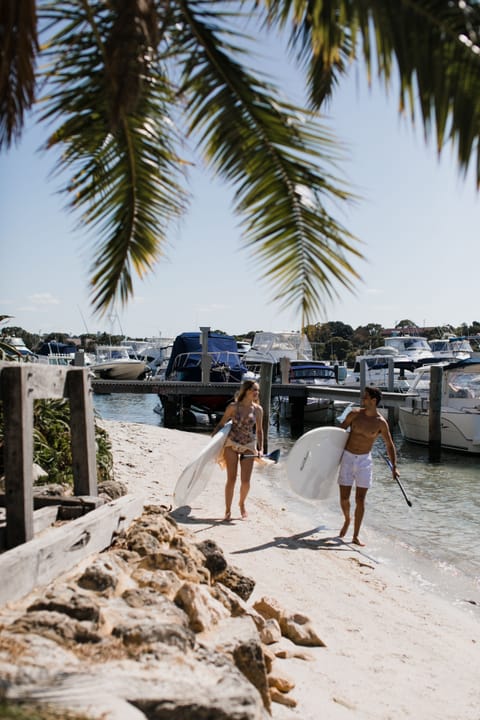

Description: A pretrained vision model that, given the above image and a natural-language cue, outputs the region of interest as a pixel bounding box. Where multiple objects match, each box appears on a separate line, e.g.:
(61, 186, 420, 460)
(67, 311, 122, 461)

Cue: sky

(1, 24, 479, 342)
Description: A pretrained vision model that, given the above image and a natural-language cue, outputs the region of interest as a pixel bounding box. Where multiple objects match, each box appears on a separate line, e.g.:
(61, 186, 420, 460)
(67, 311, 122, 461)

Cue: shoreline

(103, 419, 480, 720)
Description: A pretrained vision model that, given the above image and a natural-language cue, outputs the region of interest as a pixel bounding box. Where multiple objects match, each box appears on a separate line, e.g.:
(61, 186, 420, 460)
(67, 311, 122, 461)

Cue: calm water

(93, 393, 480, 614)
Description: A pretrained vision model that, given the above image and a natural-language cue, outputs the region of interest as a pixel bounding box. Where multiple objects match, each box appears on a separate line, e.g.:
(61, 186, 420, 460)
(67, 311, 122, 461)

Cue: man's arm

(380, 420, 399, 477)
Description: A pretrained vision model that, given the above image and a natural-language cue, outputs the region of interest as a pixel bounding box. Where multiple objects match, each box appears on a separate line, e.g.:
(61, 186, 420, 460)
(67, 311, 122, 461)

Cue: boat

(124, 338, 175, 378)
(382, 334, 434, 365)
(275, 360, 341, 424)
(398, 359, 480, 454)
(158, 331, 247, 425)
(35, 341, 90, 366)
(90, 345, 149, 380)
(343, 348, 417, 392)
(243, 331, 315, 384)
(428, 335, 473, 361)
(1, 336, 36, 361)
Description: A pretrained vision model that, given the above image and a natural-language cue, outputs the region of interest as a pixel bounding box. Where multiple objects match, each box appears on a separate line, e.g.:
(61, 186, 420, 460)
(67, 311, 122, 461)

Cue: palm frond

(37, 0, 188, 313)
(179, 0, 363, 323)
(263, 0, 480, 184)
(0, 0, 38, 149)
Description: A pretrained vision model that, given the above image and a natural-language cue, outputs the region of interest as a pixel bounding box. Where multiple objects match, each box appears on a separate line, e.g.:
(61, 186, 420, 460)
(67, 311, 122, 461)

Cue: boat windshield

(386, 337, 430, 352)
(447, 369, 480, 399)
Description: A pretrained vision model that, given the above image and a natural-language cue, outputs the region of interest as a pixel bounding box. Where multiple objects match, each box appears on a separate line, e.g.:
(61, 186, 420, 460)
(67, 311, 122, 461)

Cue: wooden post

(429, 365, 443, 462)
(1, 366, 35, 548)
(259, 362, 273, 452)
(162, 396, 178, 428)
(279, 357, 290, 384)
(67, 368, 98, 496)
(290, 396, 305, 436)
(200, 326, 211, 383)
(360, 358, 367, 395)
(387, 357, 396, 427)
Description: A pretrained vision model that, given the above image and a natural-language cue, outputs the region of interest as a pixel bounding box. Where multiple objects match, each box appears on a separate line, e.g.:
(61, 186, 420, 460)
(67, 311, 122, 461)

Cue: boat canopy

(165, 332, 246, 381)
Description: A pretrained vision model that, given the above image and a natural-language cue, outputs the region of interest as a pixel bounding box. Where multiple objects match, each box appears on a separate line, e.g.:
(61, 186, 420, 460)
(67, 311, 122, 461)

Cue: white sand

(103, 420, 480, 720)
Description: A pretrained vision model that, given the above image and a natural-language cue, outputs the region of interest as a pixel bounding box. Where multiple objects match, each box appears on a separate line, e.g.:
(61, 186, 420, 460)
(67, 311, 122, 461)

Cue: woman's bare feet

(239, 504, 248, 519)
(224, 511, 231, 522)
(351, 536, 365, 546)
(339, 519, 350, 538)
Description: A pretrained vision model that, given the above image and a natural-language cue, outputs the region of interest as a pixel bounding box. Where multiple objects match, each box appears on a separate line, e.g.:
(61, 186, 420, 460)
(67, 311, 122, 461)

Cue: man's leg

(339, 484, 352, 537)
(352, 487, 368, 545)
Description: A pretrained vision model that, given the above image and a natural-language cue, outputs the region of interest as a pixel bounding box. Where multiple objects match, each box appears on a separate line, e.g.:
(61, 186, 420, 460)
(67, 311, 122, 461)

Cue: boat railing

(169, 351, 245, 381)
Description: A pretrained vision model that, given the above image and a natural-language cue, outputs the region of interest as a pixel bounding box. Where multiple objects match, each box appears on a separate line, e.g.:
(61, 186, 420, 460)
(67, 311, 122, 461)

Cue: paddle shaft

(240, 449, 280, 463)
(384, 456, 412, 507)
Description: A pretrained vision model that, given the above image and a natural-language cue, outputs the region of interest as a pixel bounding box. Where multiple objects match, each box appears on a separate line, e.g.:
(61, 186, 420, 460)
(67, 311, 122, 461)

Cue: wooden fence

(0, 362, 143, 606)
(0, 363, 98, 549)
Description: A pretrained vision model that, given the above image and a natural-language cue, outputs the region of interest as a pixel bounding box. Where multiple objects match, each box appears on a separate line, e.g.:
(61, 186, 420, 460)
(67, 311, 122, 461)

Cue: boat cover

(165, 332, 246, 382)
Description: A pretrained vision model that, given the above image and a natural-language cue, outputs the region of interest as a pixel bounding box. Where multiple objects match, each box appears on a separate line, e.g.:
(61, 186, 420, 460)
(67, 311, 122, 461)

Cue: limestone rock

(196, 539, 228, 578)
(139, 548, 205, 583)
(175, 581, 230, 632)
(252, 595, 285, 622)
(260, 617, 282, 645)
(268, 672, 295, 692)
(218, 564, 256, 600)
(27, 587, 101, 623)
(131, 567, 182, 600)
(280, 612, 326, 647)
(97, 480, 128, 500)
(270, 687, 298, 707)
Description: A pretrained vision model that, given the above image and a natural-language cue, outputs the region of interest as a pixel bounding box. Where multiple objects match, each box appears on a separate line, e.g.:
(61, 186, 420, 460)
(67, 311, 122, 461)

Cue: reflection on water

(93, 393, 480, 610)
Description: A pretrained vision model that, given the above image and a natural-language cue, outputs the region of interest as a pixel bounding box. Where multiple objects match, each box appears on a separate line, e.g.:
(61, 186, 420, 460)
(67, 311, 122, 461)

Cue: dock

(91, 378, 410, 434)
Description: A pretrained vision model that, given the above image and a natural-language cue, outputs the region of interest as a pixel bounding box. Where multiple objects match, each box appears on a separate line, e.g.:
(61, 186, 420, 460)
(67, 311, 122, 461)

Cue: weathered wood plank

(67, 368, 98, 496)
(0, 506, 59, 553)
(0, 495, 144, 607)
(1, 365, 35, 546)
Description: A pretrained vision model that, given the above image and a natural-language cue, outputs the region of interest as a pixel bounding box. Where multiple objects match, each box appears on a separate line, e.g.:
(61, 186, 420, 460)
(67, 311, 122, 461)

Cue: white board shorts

(338, 450, 373, 489)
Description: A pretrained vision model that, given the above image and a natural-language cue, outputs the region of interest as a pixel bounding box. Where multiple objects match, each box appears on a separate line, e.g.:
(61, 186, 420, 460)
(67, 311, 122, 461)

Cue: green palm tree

(1, 1, 479, 325)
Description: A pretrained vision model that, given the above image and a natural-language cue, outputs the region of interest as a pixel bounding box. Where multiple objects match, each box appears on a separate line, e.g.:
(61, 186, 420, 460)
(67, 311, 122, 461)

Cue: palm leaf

(37, 0, 188, 313)
(0, 0, 38, 148)
(178, 1, 362, 323)
(263, 0, 480, 183)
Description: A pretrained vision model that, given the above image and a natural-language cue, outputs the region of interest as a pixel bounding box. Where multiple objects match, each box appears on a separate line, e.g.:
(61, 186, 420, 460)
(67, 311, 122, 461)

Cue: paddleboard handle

(384, 456, 412, 507)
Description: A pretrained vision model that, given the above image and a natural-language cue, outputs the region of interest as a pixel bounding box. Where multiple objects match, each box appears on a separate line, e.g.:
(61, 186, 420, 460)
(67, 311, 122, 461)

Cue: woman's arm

(255, 405, 264, 453)
(211, 402, 234, 435)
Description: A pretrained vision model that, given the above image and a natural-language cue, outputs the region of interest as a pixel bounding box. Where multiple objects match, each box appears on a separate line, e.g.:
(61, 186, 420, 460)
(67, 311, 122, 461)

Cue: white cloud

(28, 293, 60, 306)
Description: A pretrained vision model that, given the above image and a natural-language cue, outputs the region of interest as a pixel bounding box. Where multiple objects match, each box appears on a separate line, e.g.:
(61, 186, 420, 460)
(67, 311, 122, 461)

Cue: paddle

(240, 449, 281, 463)
(384, 456, 412, 507)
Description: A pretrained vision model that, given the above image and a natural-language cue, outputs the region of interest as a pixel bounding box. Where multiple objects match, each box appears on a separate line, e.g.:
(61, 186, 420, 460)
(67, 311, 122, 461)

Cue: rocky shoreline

(0, 504, 324, 719)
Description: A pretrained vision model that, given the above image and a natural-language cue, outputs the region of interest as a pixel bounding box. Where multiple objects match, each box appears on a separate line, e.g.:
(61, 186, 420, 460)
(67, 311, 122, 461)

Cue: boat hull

(398, 406, 480, 454)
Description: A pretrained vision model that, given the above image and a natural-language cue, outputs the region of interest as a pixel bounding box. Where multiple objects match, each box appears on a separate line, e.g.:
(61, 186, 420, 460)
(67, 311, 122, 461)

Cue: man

(338, 387, 399, 546)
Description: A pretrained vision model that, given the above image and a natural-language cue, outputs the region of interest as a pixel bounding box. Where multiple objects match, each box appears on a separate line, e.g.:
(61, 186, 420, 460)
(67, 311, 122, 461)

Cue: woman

(213, 379, 263, 520)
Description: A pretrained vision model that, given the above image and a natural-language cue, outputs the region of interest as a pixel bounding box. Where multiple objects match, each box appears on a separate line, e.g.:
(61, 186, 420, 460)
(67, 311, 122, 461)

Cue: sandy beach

(100, 418, 480, 720)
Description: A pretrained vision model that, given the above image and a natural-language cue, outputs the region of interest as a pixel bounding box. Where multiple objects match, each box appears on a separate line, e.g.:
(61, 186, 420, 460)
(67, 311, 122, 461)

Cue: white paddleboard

(173, 421, 232, 507)
(286, 427, 348, 500)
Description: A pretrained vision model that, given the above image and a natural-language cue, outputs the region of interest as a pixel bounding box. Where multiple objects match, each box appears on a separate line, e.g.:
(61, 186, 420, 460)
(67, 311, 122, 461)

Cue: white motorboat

(382, 334, 433, 364)
(428, 335, 473, 361)
(90, 345, 148, 380)
(398, 359, 480, 454)
(275, 360, 340, 424)
(343, 348, 417, 392)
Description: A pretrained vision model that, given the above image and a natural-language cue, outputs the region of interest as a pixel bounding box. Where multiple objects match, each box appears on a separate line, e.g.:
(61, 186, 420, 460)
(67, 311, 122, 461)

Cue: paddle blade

(267, 449, 281, 464)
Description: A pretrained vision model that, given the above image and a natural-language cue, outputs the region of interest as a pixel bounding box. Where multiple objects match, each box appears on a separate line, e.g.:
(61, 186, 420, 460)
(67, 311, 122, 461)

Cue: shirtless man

(338, 387, 399, 546)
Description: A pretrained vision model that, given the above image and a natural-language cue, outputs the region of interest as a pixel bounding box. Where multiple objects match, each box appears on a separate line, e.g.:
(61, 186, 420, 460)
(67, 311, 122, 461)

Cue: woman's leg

(224, 446, 239, 520)
(239, 456, 255, 518)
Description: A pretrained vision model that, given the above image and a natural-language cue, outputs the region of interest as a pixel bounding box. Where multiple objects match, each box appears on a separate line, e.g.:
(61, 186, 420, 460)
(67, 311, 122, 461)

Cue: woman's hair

(235, 378, 259, 402)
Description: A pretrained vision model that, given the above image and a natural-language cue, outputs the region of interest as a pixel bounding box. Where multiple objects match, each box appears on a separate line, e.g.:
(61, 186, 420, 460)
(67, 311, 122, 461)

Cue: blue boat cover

(165, 332, 246, 382)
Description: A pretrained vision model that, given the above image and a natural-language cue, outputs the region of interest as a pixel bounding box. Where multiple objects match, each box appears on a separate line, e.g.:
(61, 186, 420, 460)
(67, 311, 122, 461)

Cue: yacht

(398, 359, 480, 454)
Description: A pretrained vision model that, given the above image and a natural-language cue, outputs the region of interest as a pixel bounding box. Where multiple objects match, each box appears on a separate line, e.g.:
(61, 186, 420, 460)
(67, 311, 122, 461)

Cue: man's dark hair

(364, 386, 382, 405)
